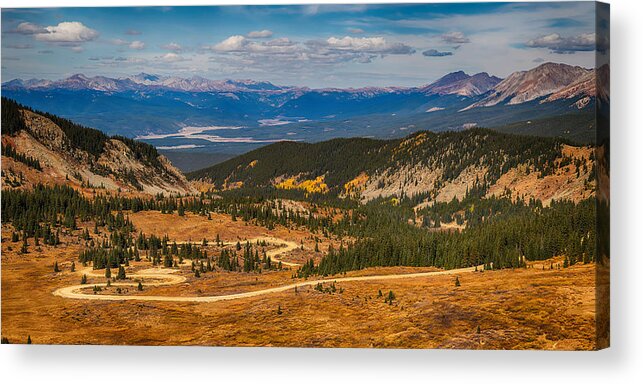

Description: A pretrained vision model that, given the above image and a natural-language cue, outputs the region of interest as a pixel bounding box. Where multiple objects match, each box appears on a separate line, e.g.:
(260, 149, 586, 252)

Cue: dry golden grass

(1, 212, 597, 349)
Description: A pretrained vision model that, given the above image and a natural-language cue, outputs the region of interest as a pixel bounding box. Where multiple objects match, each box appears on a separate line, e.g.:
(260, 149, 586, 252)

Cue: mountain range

(2, 73, 292, 93)
(2, 62, 603, 155)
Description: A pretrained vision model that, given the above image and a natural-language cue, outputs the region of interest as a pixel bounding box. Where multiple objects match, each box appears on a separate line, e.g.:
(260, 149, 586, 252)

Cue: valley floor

(1, 211, 597, 349)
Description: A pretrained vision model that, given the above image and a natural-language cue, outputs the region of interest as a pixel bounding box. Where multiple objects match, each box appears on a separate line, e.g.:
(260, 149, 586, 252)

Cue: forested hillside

(491, 111, 596, 144)
(189, 128, 594, 206)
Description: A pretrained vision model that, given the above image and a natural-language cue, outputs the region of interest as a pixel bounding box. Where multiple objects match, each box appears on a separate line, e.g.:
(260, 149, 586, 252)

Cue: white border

(1, 1, 641, 383)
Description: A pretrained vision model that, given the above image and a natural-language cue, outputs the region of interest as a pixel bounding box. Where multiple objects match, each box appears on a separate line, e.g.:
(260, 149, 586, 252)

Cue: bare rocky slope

(465, 62, 593, 110)
(1, 98, 194, 195)
(420, 71, 502, 97)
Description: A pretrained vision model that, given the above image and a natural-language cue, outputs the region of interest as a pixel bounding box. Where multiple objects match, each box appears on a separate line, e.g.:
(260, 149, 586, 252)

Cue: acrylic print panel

(0, 2, 609, 350)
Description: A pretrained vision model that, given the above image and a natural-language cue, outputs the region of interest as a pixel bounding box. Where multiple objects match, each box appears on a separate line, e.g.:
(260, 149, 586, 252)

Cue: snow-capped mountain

(2, 73, 296, 93)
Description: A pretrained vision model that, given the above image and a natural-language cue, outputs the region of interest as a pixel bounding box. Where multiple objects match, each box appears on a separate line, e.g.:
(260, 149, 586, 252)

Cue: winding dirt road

(53, 236, 477, 303)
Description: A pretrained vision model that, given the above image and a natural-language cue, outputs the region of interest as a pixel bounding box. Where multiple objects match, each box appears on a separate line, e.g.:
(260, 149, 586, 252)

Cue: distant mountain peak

(429, 71, 470, 86)
(464, 62, 592, 109)
(421, 71, 501, 97)
(130, 72, 160, 82)
(68, 73, 89, 80)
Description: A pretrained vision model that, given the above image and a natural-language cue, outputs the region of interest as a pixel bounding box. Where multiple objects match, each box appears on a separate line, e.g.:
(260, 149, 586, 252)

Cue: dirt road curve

(53, 236, 478, 303)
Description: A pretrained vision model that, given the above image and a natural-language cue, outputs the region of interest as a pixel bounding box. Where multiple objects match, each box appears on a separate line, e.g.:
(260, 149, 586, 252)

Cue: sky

(1, 2, 606, 88)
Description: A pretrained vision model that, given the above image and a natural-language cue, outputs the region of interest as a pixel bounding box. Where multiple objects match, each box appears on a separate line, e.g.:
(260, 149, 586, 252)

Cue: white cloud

(110, 38, 129, 46)
(213, 35, 247, 51)
(441, 31, 470, 44)
(110, 38, 145, 50)
(526, 32, 605, 54)
(247, 30, 273, 38)
(208, 33, 415, 70)
(161, 42, 183, 52)
(348, 28, 365, 34)
(211, 35, 298, 54)
(263, 38, 294, 47)
(33, 22, 99, 43)
(125, 29, 141, 36)
(320, 36, 414, 54)
(159, 53, 186, 62)
(16, 22, 46, 34)
(129, 40, 145, 50)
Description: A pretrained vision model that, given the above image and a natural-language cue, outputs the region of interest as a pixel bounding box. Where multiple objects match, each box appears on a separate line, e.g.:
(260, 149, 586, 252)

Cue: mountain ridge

(1, 97, 194, 195)
(420, 71, 502, 97)
(188, 128, 596, 207)
(464, 62, 593, 110)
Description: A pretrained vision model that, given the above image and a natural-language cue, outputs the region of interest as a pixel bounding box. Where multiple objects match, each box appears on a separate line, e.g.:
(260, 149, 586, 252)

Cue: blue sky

(1, 2, 605, 88)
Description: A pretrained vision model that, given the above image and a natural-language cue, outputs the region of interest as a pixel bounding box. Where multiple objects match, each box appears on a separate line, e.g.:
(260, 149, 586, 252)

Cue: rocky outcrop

(3, 108, 194, 195)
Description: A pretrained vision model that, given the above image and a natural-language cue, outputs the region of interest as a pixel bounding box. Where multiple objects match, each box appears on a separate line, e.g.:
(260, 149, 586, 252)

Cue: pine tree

(81, 274, 87, 284)
(53, 261, 60, 273)
(138, 282, 143, 291)
(27, 335, 32, 344)
(455, 276, 461, 287)
(20, 237, 28, 254)
(163, 253, 173, 268)
(387, 290, 395, 305)
(105, 266, 111, 278)
(277, 305, 283, 315)
(70, 261, 75, 272)
(117, 265, 126, 280)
